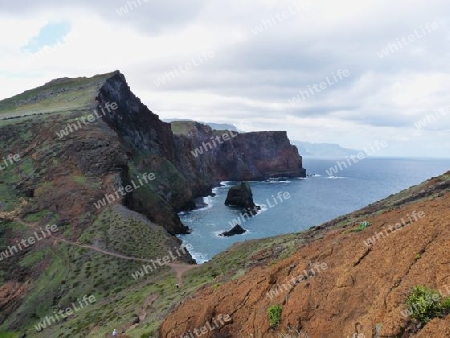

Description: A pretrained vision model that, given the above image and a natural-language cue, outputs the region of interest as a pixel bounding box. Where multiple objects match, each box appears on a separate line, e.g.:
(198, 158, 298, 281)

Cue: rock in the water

(220, 225, 247, 237)
(225, 182, 256, 209)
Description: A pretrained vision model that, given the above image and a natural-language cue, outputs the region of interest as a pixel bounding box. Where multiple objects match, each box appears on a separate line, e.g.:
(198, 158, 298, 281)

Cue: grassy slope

(0, 72, 114, 120)
(0, 73, 193, 337)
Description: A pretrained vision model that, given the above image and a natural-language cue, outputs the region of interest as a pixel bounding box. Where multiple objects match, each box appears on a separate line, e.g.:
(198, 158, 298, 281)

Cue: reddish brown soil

(160, 188, 450, 337)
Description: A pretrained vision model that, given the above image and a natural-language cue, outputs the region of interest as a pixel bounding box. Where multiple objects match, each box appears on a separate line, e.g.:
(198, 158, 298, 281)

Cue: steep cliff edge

(171, 120, 305, 186)
(93, 71, 305, 227)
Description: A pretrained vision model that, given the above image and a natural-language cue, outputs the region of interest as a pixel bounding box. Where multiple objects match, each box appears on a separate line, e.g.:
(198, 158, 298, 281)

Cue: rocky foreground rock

(219, 224, 247, 237)
(225, 182, 256, 208)
(225, 182, 261, 217)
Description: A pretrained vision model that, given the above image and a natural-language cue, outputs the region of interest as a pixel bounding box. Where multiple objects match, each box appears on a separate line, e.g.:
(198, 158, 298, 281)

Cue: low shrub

(267, 305, 282, 328)
(406, 285, 450, 324)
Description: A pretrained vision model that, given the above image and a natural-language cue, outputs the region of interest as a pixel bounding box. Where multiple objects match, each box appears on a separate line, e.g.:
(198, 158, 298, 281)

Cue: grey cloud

(3, 0, 450, 151)
(1, 0, 206, 34)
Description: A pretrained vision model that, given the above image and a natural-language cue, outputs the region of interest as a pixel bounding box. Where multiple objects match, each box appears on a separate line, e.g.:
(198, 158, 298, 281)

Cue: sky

(1, 0, 450, 157)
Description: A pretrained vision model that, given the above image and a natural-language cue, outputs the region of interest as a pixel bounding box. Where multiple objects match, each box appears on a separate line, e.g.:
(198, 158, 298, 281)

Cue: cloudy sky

(1, 0, 450, 157)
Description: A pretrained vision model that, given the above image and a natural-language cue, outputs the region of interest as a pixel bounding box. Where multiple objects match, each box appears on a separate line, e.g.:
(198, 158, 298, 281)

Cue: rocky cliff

(171, 120, 305, 185)
(94, 71, 305, 228)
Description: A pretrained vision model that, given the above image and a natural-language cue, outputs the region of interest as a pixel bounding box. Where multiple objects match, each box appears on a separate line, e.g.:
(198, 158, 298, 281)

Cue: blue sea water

(178, 157, 450, 263)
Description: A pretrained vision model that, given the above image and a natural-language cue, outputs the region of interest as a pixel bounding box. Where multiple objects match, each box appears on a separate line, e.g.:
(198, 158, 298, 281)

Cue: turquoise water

(178, 157, 450, 263)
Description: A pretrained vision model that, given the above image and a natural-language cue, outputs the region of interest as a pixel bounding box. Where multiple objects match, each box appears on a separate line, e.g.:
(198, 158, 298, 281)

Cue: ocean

(178, 157, 450, 263)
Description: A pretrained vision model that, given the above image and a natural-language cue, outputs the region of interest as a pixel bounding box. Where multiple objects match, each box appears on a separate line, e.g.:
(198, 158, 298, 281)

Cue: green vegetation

(20, 248, 51, 268)
(405, 285, 450, 324)
(352, 221, 372, 232)
(81, 207, 173, 259)
(267, 305, 282, 328)
(0, 73, 113, 119)
(342, 220, 371, 234)
(24, 209, 52, 223)
(72, 175, 87, 185)
(170, 121, 197, 135)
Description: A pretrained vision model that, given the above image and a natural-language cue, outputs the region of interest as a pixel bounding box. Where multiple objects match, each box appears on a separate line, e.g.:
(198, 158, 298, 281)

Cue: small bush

(267, 305, 282, 328)
(406, 285, 450, 324)
(353, 221, 372, 232)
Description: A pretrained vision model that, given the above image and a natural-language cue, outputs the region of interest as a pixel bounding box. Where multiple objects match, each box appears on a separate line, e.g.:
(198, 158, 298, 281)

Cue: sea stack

(219, 224, 247, 237)
(225, 182, 261, 215)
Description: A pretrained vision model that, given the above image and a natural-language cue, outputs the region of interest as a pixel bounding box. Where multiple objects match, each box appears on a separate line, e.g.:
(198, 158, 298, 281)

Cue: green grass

(18, 157, 35, 176)
(80, 207, 173, 259)
(0, 332, 19, 338)
(267, 305, 282, 328)
(24, 209, 52, 223)
(170, 121, 197, 135)
(0, 185, 19, 212)
(352, 221, 372, 232)
(72, 175, 87, 185)
(20, 248, 51, 268)
(0, 73, 114, 119)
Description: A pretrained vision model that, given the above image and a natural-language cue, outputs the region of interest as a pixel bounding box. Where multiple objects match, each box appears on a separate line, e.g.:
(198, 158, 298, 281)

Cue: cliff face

(170, 121, 305, 192)
(97, 72, 175, 159)
(213, 130, 305, 180)
(92, 72, 305, 216)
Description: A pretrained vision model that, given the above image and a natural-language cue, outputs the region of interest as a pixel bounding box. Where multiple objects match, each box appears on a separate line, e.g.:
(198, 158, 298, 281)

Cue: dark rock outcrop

(219, 225, 247, 237)
(171, 121, 306, 183)
(225, 182, 256, 209)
